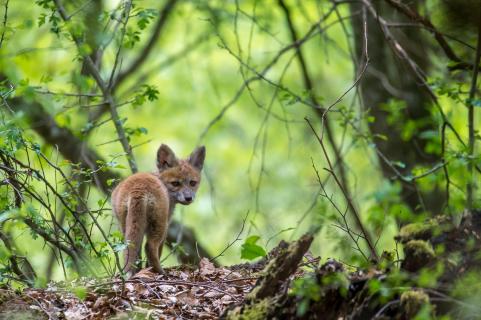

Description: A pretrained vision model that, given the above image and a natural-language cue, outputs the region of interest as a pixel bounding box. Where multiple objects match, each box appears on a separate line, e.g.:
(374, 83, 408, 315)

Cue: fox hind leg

(145, 236, 164, 274)
(124, 197, 147, 275)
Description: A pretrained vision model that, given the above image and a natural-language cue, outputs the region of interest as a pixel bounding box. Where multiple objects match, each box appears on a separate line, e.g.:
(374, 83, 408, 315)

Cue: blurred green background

(0, 0, 477, 282)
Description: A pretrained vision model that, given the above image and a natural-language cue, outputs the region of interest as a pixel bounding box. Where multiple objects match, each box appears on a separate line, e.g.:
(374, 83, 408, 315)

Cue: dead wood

(247, 233, 313, 301)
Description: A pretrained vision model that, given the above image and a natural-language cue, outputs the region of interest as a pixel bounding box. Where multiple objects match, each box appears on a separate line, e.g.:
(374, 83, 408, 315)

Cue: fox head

(156, 144, 206, 205)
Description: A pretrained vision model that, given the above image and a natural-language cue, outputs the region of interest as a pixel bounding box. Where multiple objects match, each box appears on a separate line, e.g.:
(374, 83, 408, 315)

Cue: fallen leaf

(177, 291, 199, 306)
(92, 296, 108, 310)
(132, 268, 157, 280)
(220, 294, 233, 305)
(199, 258, 216, 276)
(204, 291, 222, 298)
(64, 305, 86, 320)
(158, 284, 176, 293)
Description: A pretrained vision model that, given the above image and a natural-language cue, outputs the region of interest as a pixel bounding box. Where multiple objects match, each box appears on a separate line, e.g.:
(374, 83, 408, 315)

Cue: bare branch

(306, 118, 379, 261)
(384, 0, 461, 64)
(210, 211, 249, 262)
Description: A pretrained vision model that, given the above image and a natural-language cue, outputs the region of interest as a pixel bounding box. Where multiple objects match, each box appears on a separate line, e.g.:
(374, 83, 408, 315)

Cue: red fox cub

(111, 144, 206, 274)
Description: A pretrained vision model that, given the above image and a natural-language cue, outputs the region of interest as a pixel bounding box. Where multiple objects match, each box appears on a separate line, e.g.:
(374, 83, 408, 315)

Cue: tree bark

(350, 2, 443, 214)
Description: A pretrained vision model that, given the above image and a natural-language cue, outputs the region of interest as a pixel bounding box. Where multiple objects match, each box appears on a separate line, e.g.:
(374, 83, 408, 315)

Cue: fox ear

(188, 146, 206, 171)
(157, 144, 178, 171)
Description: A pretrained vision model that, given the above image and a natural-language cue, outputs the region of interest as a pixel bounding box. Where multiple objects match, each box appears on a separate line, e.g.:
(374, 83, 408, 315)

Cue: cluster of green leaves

(0, 97, 124, 285)
(35, 0, 61, 34)
(132, 84, 160, 107)
(240, 235, 267, 260)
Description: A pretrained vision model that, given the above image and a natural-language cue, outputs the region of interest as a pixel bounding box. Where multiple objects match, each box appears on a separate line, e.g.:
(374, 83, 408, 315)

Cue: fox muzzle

(175, 189, 195, 204)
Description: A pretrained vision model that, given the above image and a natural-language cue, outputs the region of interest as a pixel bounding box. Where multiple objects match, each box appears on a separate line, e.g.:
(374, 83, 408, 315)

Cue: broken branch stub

(247, 233, 314, 301)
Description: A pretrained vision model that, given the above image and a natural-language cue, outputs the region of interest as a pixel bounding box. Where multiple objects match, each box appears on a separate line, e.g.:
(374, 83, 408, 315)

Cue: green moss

(397, 222, 434, 243)
(246, 259, 276, 301)
(397, 216, 452, 243)
(226, 299, 272, 320)
(404, 240, 435, 258)
(400, 290, 430, 318)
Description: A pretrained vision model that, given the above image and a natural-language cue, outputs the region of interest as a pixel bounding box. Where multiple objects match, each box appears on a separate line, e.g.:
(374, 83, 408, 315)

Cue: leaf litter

(0, 258, 259, 319)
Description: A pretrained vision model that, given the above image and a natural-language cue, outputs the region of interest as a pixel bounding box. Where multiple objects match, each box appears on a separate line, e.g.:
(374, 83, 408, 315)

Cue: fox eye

(171, 181, 181, 187)
(189, 180, 197, 187)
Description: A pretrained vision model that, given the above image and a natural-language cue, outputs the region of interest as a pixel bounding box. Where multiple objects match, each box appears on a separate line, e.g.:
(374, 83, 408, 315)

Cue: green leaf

(97, 199, 106, 207)
(142, 84, 159, 101)
(78, 43, 92, 57)
(241, 235, 267, 260)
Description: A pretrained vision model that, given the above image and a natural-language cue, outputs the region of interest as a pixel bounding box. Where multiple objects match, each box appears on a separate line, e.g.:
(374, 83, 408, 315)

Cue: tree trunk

(350, 2, 443, 215)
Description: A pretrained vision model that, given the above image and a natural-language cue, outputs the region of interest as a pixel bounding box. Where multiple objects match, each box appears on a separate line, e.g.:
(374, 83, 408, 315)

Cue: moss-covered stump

(400, 290, 431, 318)
(402, 240, 436, 272)
(396, 216, 453, 244)
(282, 259, 349, 319)
(247, 234, 313, 301)
(225, 234, 314, 319)
(397, 214, 481, 275)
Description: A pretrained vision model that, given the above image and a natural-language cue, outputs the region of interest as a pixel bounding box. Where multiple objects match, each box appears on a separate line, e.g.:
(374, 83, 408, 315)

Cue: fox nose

(185, 196, 193, 202)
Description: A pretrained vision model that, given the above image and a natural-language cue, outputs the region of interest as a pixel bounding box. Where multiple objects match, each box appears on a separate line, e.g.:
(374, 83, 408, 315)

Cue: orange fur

(112, 144, 206, 275)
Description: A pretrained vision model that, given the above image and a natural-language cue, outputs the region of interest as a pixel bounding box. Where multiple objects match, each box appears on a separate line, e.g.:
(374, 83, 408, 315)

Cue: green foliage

(290, 276, 321, 317)
(416, 262, 444, 288)
(0, 2, 478, 307)
(367, 269, 410, 304)
(134, 8, 157, 30)
(449, 271, 481, 319)
(240, 235, 266, 260)
(35, 0, 61, 34)
(133, 84, 160, 107)
(124, 28, 141, 48)
(380, 99, 407, 126)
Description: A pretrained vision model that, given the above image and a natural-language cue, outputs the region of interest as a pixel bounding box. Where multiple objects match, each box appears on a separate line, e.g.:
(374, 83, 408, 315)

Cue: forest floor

(0, 259, 261, 319)
(0, 213, 480, 319)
